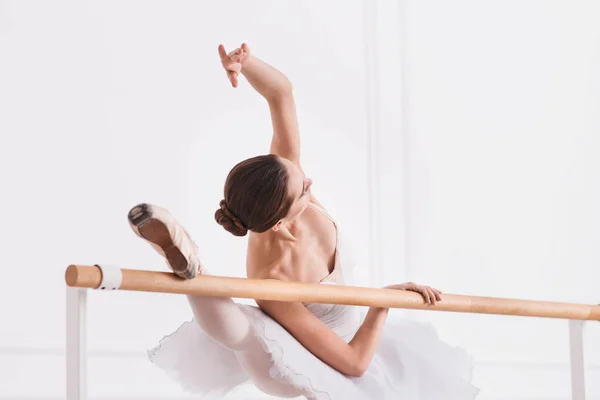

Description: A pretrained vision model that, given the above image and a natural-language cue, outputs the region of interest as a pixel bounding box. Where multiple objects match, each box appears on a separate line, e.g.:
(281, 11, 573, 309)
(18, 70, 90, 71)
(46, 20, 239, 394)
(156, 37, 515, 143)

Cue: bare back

(246, 196, 337, 284)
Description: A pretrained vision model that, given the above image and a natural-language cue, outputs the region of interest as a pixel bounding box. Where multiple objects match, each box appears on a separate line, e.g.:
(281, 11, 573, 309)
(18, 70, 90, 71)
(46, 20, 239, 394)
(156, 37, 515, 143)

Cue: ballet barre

(64, 264, 597, 400)
(65, 264, 600, 321)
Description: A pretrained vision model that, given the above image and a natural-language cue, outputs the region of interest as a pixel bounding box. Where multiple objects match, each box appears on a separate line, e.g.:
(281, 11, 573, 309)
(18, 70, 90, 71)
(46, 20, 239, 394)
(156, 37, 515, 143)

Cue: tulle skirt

(147, 304, 480, 399)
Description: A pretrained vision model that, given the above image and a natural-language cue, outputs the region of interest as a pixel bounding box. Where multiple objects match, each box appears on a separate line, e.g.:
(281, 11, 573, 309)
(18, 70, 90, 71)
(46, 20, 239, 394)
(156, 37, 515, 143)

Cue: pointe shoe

(127, 203, 202, 279)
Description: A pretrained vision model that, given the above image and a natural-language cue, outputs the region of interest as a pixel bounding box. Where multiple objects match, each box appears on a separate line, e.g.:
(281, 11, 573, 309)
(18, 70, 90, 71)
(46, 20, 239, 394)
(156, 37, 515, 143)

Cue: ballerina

(127, 43, 479, 400)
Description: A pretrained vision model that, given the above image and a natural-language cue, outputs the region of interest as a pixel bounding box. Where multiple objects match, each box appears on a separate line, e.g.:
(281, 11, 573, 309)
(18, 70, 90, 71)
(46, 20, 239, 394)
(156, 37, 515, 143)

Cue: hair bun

(214, 200, 248, 237)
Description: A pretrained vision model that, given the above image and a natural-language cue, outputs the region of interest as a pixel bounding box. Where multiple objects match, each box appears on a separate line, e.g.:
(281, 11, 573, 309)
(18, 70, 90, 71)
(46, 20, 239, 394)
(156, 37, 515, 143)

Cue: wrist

(239, 54, 256, 73)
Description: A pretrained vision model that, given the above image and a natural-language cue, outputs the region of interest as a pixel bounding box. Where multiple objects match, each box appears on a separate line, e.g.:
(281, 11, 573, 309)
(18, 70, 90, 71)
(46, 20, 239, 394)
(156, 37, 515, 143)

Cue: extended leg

(127, 203, 308, 398)
(186, 288, 308, 398)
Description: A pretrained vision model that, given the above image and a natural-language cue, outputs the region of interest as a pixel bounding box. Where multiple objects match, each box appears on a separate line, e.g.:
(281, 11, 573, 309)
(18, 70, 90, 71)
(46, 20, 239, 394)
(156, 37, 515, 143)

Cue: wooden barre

(65, 265, 600, 321)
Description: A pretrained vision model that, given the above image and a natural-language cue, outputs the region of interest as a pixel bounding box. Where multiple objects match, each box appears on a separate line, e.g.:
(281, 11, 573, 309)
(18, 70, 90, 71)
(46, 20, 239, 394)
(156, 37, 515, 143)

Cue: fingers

(420, 286, 442, 305)
(429, 287, 438, 305)
(218, 44, 228, 60)
(219, 44, 241, 88)
(219, 43, 249, 62)
(387, 282, 443, 305)
(421, 287, 432, 305)
(429, 287, 436, 305)
(219, 44, 241, 63)
(229, 48, 245, 63)
(424, 287, 441, 305)
(227, 70, 239, 88)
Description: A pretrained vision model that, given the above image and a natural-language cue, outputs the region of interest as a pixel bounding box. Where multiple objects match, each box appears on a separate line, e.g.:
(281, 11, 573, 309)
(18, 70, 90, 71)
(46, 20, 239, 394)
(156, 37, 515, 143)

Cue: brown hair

(214, 154, 293, 237)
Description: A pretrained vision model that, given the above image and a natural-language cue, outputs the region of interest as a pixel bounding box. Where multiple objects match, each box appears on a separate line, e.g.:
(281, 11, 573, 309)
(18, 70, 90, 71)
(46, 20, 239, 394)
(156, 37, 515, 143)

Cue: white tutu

(147, 303, 479, 399)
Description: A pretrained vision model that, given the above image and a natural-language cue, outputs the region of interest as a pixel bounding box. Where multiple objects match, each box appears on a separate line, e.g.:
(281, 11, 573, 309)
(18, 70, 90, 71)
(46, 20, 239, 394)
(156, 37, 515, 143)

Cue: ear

(272, 219, 284, 232)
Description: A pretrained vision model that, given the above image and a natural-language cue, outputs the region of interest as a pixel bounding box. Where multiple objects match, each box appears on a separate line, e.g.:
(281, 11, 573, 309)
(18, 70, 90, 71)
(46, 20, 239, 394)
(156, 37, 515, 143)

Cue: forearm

(348, 307, 389, 375)
(241, 55, 292, 100)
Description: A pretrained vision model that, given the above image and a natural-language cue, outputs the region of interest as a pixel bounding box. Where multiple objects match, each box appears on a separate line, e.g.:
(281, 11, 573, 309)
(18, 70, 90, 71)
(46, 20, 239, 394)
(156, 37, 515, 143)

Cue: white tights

(186, 292, 311, 399)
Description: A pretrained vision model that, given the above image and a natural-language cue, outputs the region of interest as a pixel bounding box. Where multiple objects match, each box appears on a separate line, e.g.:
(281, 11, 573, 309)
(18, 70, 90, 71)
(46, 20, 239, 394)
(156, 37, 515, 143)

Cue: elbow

(266, 81, 293, 101)
(277, 78, 293, 94)
(347, 364, 367, 378)
(345, 359, 369, 378)
(342, 346, 370, 377)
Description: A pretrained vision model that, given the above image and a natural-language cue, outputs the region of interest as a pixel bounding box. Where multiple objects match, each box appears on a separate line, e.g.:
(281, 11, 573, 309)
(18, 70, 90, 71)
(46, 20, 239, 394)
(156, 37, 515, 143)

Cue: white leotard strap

(308, 202, 337, 225)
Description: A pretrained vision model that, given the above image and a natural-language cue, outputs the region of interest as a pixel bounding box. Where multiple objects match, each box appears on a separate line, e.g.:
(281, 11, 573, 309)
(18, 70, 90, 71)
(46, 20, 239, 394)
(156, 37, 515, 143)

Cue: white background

(0, 1, 598, 399)
(400, 2, 600, 399)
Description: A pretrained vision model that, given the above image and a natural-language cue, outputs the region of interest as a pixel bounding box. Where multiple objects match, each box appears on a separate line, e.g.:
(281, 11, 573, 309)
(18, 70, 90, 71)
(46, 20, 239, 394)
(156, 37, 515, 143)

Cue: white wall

(0, 1, 371, 398)
(398, 1, 600, 399)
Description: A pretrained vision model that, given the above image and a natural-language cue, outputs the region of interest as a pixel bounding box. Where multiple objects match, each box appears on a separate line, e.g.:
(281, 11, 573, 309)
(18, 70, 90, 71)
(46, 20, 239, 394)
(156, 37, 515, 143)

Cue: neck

(258, 219, 299, 243)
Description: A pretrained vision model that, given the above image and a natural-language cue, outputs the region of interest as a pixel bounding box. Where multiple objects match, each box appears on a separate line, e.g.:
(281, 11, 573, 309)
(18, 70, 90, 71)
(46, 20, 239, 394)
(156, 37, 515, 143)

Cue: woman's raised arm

(218, 43, 301, 166)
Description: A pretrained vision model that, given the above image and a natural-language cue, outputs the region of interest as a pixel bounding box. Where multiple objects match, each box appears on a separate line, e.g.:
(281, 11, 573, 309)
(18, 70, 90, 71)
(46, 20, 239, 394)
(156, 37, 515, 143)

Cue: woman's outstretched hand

(218, 43, 251, 88)
(385, 282, 442, 305)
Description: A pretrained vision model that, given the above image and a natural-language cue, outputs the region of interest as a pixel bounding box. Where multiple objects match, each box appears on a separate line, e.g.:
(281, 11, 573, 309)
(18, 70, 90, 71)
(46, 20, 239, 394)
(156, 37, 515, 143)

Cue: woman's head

(214, 154, 313, 236)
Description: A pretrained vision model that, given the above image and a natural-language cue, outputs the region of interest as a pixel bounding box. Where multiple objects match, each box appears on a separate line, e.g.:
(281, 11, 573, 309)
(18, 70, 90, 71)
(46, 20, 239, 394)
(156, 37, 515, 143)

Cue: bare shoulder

(251, 263, 291, 282)
(245, 241, 294, 282)
(253, 267, 295, 315)
(253, 269, 305, 324)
